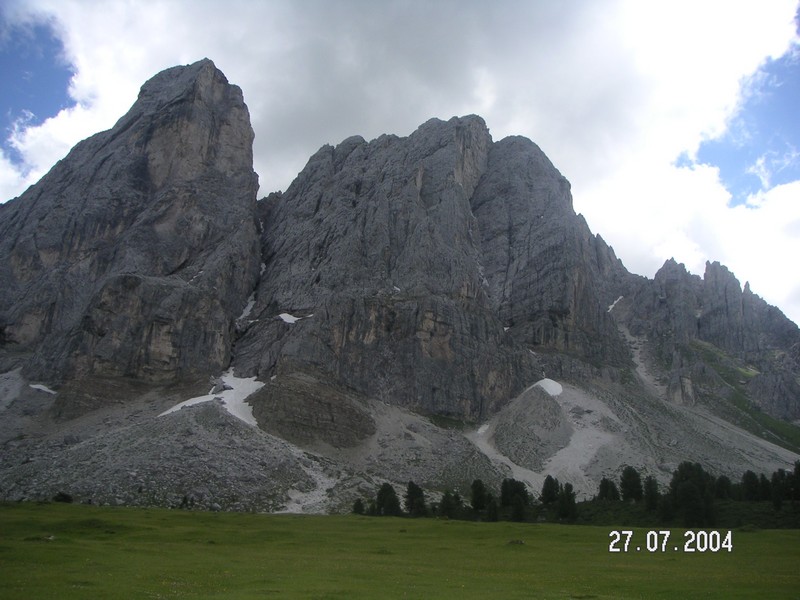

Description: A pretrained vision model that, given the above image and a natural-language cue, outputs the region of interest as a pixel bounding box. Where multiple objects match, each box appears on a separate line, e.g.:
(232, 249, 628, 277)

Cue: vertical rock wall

(0, 59, 260, 386)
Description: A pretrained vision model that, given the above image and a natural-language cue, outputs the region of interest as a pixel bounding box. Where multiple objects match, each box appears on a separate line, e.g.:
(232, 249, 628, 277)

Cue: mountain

(0, 59, 798, 511)
(0, 59, 260, 416)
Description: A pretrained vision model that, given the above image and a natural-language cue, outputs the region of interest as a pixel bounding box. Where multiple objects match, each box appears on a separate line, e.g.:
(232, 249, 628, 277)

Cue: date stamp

(608, 530, 733, 553)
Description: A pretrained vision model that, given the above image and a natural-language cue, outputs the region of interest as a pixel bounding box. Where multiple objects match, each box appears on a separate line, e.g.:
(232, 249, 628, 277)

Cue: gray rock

(237, 116, 641, 421)
(237, 116, 540, 420)
(250, 370, 376, 448)
(1, 57, 797, 512)
(491, 385, 573, 470)
(0, 59, 260, 410)
(470, 135, 635, 367)
(625, 258, 800, 419)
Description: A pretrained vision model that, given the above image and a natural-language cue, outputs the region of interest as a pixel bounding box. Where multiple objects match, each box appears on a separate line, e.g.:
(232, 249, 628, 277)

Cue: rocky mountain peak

(119, 57, 254, 189)
(0, 59, 260, 398)
(1, 60, 798, 513)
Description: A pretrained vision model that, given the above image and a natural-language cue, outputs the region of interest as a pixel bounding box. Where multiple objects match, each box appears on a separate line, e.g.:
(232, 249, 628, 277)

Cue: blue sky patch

(694, 47, 800, 205)
(0, 17, 74, 164)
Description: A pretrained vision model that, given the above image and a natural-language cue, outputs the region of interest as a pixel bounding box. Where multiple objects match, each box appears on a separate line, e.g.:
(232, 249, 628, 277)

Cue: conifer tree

(404, 481, 426, 517)
(485, 495, 499, 522)
(502, 479, 530, 507)
(540, 475, 560, 505)
(643, 475, 659, 512)
(470, 479, 488, 511)
(714, 475, 732, 499)
(620, 466, 643, 502)
(557, 482, 577, 520)
(668, 462, 716, 527)
(376, 483, 402, 516)
(511, 493, 526, 522)
(771, 469, 787, 511)
(439, 490, 458, 519)
(352, 498, 365, 515)
(597, 477, 620, 501)
(742, 470, 760, 501)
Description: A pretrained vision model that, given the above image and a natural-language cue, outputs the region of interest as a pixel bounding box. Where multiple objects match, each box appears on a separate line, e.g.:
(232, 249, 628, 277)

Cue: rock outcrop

(470, 135, 634, 367)
(0, 60, 798, 513)
(625, 259, 800, 418)
(236, 116, 638, 420)
(237, 116, 540, 420)
(0, 59, 260, 401)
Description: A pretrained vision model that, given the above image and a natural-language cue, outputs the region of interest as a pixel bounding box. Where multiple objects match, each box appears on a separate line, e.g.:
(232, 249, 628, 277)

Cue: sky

(1, 0, 799, 325)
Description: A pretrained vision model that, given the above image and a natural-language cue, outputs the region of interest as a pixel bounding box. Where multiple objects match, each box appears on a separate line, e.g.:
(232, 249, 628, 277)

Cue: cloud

(0, 0, 798, 324)
(747, 144, 800, 189)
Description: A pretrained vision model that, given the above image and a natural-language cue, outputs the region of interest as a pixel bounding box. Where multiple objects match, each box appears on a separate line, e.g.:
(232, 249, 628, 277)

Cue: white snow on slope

(29, 383, 57, 395)
(159, 369, 265, 426)
(532, 378, 563, 397)
(467, 379, 624, 499)
(607, 295, 624, 313)
(279, 313, 301, 324)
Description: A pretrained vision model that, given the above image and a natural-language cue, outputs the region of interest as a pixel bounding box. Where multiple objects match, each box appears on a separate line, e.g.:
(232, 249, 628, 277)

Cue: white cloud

(0, 150, 26, 200)
(750, 144, 800, 190)
(0, 0, 798, 323)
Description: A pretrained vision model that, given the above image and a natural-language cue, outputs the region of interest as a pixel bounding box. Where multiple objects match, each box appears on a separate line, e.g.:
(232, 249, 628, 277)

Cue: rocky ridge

(0, 59, 798, 511)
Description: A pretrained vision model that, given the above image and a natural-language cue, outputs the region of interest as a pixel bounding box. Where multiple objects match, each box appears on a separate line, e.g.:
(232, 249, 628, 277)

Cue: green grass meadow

(1, 502, 798, 599)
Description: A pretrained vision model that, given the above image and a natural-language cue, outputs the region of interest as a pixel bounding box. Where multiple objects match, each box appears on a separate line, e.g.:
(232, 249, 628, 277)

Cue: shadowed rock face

(0, 59, 261, 387)
(0, 59, 797, 425)
(235, 116, 637, 420)
(236, 116, 540, 420)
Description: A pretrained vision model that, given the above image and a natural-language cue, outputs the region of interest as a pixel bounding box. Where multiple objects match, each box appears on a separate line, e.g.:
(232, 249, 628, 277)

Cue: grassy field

(1, 502, 799, 599)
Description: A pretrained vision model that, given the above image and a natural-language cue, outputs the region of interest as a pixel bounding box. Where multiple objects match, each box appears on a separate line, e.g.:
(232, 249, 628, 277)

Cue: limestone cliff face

(1, 59, 796, 425)
(237, 116, 635, 419)
(627, 259, 800, 418)
(236, 116, 539, 420)
(0, 59, 260, 386)
(470, 136, 632, 367)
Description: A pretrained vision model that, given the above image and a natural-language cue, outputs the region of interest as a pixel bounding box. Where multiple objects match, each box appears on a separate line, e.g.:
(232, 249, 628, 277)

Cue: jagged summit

(0, 61, 797, 511)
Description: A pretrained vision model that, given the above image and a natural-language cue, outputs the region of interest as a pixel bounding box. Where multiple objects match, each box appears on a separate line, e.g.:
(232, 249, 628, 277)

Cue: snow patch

(467, 383, 624, 499)
(159, 369, 265, 426)
(29, 383, 57, 395)
(238, 293, 256, 321)
(532, 378, 563, 397)
(607, 295, 624, 313)
(278, 313, 301, 324)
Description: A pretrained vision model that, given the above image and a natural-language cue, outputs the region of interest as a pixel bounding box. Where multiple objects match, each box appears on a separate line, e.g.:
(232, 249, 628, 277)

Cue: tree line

(352, 460, 800, 527)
